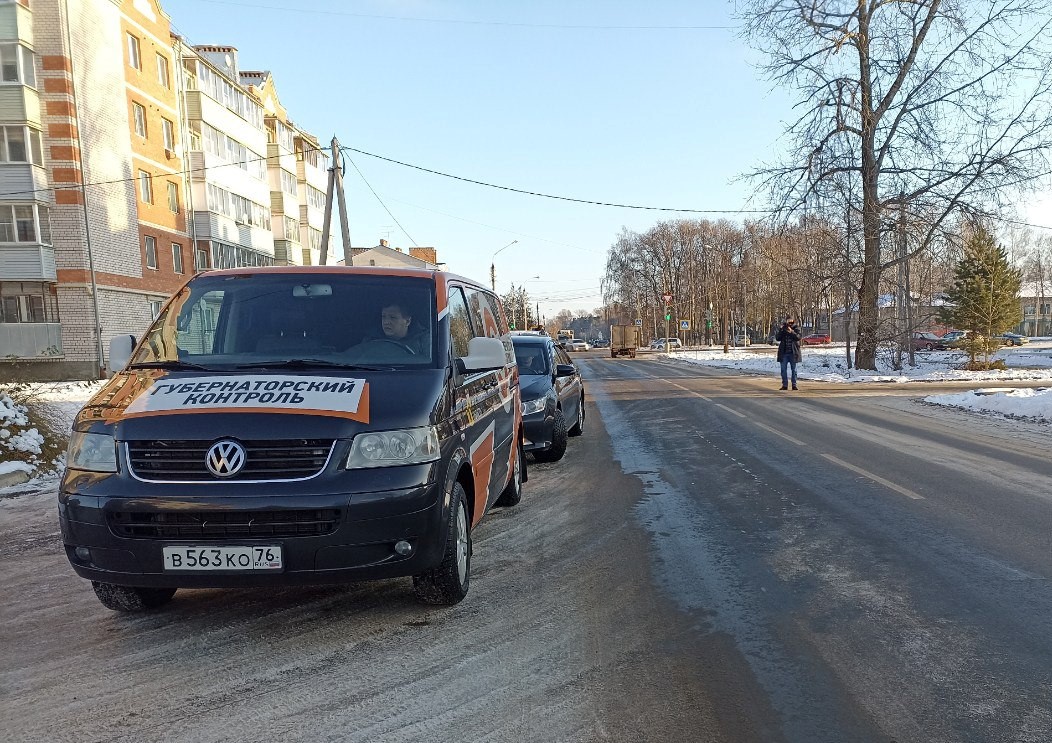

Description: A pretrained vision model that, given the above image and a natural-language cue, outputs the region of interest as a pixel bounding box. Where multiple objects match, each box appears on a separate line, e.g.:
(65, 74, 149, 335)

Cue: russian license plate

(162, 545, 283, 572)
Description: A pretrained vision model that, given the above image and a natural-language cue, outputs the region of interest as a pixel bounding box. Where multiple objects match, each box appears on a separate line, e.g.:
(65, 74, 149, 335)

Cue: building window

(172, 243, 184, 274)
(127, 33, 141, 70)
(149, 299, 163, 319)
(0, 204, 50, 244)
(306, 185, 326, 210)
(167, 181, 179, 213)
(283, 215, 299, 242)
(161, 118, 175, 151)
(138, 170, 153, 203)
(195, 247, 209, 271)
(209, 241, 275, 270)
(0, 126, 42, 165)
(280, 169, 298, 195)
(0, 44, 35, 86)
(144, 236, 157, 269)
(156, 53, 170, 88)
(0, 282, 59, 324)
(132, 102, 147, 138)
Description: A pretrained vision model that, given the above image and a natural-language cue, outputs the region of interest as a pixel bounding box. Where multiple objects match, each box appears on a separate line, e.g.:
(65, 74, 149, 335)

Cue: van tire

(568, 397, 585, 437)
(413, 482, 470, 605)
(534, 409, 567, 462)
(496, 442, 524, 507)
(91, 582, 176, 612)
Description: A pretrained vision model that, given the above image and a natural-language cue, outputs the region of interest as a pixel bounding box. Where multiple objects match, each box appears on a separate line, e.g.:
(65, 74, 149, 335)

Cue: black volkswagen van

(59, 267, 525, 611)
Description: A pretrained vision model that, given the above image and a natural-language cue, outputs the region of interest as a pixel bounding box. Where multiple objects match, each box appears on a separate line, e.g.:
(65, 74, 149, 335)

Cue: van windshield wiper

(128, 360, 214, 371)
(233, 359, 393, 371)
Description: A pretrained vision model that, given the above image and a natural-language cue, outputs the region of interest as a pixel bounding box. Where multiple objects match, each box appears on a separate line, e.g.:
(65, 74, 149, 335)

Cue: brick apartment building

(0, 0, 335, 381)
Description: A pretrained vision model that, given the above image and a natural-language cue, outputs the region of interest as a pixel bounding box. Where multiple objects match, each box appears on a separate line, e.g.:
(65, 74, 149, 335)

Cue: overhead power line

(344, 154, 418, 247)
(182, 0, 735, 30)
(343, 146, 769, 215)
(0, 143, 329, 199)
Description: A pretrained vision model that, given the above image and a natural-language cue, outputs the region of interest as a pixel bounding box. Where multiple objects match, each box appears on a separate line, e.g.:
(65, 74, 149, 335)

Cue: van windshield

(130, 273, 438, 369)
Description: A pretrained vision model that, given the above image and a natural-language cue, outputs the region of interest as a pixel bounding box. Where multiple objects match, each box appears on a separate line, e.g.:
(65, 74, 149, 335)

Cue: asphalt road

(2, 353, 1050, 742)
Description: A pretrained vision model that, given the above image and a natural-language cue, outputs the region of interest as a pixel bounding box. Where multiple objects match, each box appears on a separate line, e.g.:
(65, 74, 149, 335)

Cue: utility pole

(319, 136, 351, 265)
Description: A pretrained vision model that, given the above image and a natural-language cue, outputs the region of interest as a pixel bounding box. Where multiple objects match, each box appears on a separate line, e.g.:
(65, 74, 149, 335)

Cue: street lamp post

(490, 240, 519, 291)
(522, 275, 541, 330)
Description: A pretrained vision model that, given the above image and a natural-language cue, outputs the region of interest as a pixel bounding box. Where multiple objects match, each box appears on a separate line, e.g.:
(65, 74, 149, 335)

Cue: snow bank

(924, 387, 1052, 424)
(667, 343, 1052, 384)
(0, 381, 105, 492)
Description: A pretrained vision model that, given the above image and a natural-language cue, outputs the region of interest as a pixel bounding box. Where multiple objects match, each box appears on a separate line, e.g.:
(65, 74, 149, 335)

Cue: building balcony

(0, 162, 49, 199)
(0, 243, 56, 281)
(0, 322, 62, 359)
(0, 86, 41, 126)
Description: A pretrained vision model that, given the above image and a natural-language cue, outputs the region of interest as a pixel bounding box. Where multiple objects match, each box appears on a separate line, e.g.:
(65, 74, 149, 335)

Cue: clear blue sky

(165, 0, 1052, 317)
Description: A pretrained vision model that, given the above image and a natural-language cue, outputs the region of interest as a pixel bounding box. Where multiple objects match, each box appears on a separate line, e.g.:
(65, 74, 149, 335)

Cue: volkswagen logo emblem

(205, 440, 246, 478)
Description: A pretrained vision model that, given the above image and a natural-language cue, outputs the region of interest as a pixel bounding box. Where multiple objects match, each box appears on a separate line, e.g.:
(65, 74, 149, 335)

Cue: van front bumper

(58, 476, 447, 589)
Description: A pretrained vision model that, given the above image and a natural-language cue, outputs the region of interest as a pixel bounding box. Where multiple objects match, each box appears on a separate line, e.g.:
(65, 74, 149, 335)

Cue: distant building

(1018, 281, 1051, 336)
(347, 239, 441, 270)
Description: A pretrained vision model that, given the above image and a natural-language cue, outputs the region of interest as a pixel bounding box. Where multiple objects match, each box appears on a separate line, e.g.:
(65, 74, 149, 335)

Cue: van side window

(465, 288, 505, 338)
(447, 287, 474, 358)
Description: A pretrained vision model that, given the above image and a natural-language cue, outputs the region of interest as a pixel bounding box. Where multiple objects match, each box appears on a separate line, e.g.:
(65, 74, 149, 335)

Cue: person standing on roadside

(776, 316, 802, 390)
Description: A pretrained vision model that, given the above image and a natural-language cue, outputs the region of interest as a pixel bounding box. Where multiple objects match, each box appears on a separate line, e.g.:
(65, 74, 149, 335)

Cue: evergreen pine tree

(939, 225, 1022, 366)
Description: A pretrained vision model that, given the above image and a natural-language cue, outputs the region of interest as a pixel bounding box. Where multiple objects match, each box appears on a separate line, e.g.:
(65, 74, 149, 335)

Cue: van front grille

(107, 509, 341, 539)
(126, 439, 334, 482)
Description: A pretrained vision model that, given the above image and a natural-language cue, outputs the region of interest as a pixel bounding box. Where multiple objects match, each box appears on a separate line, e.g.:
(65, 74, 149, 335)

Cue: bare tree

(742, 0, 1052, 368)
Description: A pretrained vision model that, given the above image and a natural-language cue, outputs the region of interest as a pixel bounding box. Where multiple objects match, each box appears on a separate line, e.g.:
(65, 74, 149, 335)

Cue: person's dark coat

(776, 323, 802, 363)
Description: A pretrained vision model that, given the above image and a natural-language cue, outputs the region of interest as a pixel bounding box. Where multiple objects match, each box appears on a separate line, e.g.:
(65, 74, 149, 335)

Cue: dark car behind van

(511, 334, 584, 462)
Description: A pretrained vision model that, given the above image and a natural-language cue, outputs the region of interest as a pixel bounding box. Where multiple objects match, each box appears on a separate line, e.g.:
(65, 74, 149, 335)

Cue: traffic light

(665, 313, 671, 321)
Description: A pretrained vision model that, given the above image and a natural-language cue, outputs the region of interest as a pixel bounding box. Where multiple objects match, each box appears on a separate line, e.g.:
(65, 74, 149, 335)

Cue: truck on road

(610, 324, 642, 358)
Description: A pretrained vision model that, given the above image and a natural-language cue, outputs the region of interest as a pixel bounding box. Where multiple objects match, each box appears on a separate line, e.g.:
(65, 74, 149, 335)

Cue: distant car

(590, 339, 610, 348)
(732, 334, 751, 346)
(650, 338, 683, 350)
(941, 330, 971, 348)
(910, 331, 944, 351)
(511, 335, 585, 462)
(801, 333, 831, 345)
(565, 338, 590, 351)
(996, 332, 1030, 346)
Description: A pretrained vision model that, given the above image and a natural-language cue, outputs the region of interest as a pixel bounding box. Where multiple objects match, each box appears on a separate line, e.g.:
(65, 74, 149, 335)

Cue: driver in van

(348, 302, 429, 356)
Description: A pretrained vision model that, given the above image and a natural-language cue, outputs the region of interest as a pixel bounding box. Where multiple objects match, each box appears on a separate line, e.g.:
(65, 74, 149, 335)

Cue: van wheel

(496, 442, 524, 507)
(91, 582, 176, 612)
(413, 482, 470, 605)
(568, 397, 585, 437)
(534, 409, 568, 462)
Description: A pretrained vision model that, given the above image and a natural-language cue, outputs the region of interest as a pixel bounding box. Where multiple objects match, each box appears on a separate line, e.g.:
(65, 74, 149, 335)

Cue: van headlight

(346, 426, 440, 469)
(67, 432, 117, 472)
(521, 397, 547, 415)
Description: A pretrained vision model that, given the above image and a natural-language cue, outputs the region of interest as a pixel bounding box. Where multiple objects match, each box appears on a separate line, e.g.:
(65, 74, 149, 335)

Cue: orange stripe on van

(469, 428, 495, 526)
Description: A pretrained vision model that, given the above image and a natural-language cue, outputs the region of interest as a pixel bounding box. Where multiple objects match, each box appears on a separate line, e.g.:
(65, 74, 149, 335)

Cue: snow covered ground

(664, 340, 1052, 424)
(0, 381, 105, 494)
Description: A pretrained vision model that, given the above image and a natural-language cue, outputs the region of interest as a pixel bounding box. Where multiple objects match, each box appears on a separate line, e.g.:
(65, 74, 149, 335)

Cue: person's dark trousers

(780, 358, 798, 389)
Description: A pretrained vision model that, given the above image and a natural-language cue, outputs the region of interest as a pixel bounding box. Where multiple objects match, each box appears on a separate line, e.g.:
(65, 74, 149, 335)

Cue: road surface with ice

(2, 353, 1050, 742)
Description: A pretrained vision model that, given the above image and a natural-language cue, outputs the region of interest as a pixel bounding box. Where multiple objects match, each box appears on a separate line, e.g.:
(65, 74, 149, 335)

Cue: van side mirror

(108, 335, 136, 374)
(459, 337, 507, 372)
(555, 363, 576, 378)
